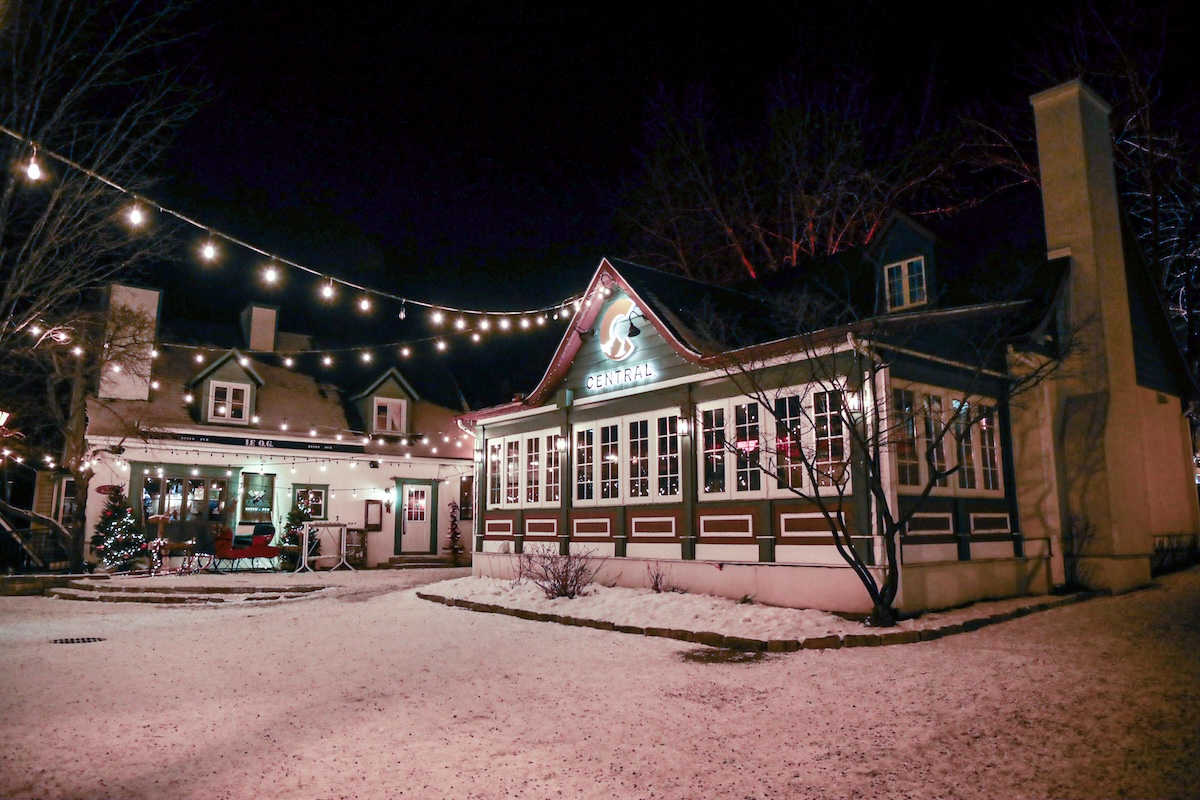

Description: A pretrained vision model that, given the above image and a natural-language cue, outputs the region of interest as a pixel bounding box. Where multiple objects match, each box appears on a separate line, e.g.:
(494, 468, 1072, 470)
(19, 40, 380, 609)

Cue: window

(954, 400, 976, 490)
(893, 389, 920, 486)
(242, 473, 275, 524)
(294, 484, 328, 520)
(373, 397, 407, 434)
(813, 390, 846, 486)
(885, 256, 927, 310)
(734, 401, 761, 492)
(576, 427, 594, 501)
(525, 436, 541, 503)
(774, 395, 804, 490)
(484, 429, 565, 509)
(488, 442, 502, 506)
(545, 434, 563, 503)
(629, 419, 650, 498)
(505, 441, 520, 504)
(599, 423, 620, 500)
(891, 383, 1003, 495)
(209, 381, 250, 424)
(656, 416, 680, 498)
(701, 407, 726, 494)
(923, 394, 949, 487)
(979, 407, 1001, 491)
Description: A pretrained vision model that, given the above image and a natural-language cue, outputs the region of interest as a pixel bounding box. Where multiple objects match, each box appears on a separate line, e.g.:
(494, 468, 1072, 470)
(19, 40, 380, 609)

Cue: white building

(82, 294, 473, 567)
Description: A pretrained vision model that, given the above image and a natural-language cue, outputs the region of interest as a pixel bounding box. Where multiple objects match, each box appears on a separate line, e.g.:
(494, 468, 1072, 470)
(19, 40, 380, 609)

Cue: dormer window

(209, 380, 250, 424)
(373, 397, 407, 434)
(886, 256, 927, 311)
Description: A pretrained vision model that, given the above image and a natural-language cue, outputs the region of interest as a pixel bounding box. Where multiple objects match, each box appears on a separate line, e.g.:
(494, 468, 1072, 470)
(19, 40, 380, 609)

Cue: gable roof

(185, 349, 265, 387)
(350, 367, 422, 403)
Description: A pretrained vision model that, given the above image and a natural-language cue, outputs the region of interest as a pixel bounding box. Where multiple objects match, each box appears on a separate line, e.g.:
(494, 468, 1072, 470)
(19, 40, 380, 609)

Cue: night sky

(146, 0, 1199, 405)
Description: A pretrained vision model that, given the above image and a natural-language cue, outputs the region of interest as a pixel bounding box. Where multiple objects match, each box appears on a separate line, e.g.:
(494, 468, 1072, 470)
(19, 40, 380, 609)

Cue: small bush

(646, 561, 674, 593)
(514, 545, 598, 599)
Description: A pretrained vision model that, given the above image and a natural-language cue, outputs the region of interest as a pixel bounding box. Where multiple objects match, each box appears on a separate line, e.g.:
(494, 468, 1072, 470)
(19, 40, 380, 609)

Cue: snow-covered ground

(1, 566, 1197, 799)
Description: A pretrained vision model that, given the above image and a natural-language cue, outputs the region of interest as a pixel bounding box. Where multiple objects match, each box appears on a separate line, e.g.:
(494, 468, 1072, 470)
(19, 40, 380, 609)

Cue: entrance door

(398, 483, 434, 553)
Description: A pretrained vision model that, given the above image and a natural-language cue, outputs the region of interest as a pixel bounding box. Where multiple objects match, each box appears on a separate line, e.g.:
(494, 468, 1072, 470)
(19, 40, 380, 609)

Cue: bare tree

(0, 0, 201, 567)
(960, 3, 1200, 374)
(698, 274, 1070, 626)
(619, 69, 963, 285)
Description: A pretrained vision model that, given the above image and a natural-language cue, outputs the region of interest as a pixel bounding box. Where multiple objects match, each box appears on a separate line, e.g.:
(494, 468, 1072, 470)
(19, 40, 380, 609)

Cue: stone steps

(386, 555, 462, 570)
(64, 579, 326, 595)
(48, 580, 329, 605)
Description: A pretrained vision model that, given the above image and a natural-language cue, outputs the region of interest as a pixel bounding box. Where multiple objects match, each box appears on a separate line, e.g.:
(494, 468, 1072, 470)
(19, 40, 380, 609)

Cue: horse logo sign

(598, 297, 639, 362)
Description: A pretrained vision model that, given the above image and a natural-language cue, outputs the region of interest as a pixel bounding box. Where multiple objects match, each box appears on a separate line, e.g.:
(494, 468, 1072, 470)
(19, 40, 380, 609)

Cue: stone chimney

(240, 304, 278, 352)
(97, 284, 160, 401)
(1030, 79, 1164, 591)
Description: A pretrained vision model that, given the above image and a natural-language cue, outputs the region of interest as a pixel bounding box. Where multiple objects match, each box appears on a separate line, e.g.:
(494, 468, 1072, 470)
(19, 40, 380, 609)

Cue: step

(67, 579, 326, 596)
(48, 587, 325, 604)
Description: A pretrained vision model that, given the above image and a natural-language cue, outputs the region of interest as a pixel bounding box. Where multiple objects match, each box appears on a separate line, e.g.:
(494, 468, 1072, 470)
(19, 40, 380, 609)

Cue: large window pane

(628, 419, 650, 498)
(813, 391, 845, 486)
(734, 402, 761, 492)
(600, 424, 620, 500)
(656, 416, 680, 497)
(525, 436, 540, 503)
(893, 389, 920, 486)
(576, 429, 594, 501)
(702, 408, 726, 494)
(774, 395, 804, 490)
(545, 434, 562, 503)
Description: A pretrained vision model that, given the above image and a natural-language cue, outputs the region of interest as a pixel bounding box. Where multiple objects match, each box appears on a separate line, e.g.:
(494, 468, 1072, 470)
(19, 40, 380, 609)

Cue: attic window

(373, 397, 406, 434)
(209, 381, 250, 424)
(885, 256, 927, 311)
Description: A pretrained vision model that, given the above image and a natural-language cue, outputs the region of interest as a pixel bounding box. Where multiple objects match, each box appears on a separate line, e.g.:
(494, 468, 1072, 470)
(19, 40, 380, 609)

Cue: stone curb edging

(415, 591, 1096, 651)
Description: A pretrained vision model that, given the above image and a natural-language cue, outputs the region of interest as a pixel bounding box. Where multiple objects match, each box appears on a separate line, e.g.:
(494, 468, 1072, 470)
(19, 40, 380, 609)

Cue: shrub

(515, 545, 598, 599)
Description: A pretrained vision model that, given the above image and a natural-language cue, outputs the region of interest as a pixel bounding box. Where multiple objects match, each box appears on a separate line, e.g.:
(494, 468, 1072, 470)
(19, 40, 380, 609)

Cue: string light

(359, 296, 371, 312)
(201, 240, 218, 261)
(398, 302, 407, 320)
(499, 318, 511, 330)
(25, 150, 41, 181)
(431, 311, 445, 325)
(264, 264, 279, 283)
(322, 355, 333, 366)
(436, 340, 447, 352)
(321, 280, 335, 300)
(127, 205, 144, 227)
(283, 357, 294, 367)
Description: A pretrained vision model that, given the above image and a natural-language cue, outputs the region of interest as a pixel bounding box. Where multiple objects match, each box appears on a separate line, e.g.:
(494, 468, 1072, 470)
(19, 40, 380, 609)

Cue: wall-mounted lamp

(626, 310, 647, 338)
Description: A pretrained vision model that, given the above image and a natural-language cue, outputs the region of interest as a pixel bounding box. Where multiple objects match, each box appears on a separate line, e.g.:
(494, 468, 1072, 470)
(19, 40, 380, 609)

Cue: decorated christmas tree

(445, 501, 464, 566)
(89, 486, 147, 571)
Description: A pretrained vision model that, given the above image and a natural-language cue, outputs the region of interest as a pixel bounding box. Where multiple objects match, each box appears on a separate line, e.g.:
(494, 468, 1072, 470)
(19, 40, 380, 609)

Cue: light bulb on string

(201, 240, 218, 262)
(400, 347, 411, 358)
(264, 264, 279, 284)
(283, 357, 294, 367)
(399, 302, 407, 320)
(537, 316, 546, 325)
(520, 317, 530, 329)
(471, 332, 481, 343)
(127, 204, 145, 227)
(498, 318, 511, 331)
(25, 150, 42, 181)
(361, 351, 373, 363)
(431, 310, 445, 325)
(321, 280, 335, 300)
(322, 355, 333, 366)
(436, 339, 447, 352)
(479, 318, 490, 331)
(359, 296, 371, 312)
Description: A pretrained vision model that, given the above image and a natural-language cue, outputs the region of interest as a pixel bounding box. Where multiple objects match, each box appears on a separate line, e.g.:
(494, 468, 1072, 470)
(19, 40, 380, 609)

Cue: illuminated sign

(585, 362, 656, 391)
(598, 297, 639, 362)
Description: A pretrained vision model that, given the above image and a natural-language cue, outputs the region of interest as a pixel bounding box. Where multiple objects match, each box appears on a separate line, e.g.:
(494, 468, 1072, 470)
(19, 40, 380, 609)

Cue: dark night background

(144, 0, 1200, 408)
